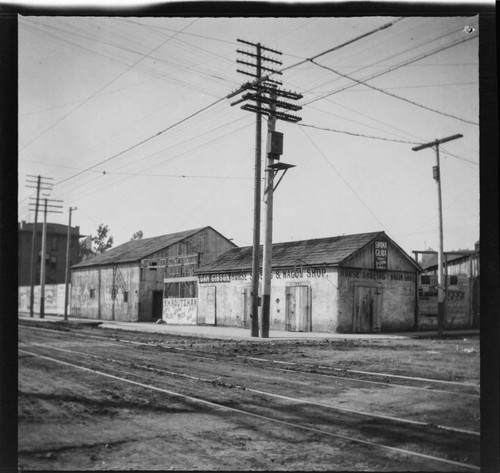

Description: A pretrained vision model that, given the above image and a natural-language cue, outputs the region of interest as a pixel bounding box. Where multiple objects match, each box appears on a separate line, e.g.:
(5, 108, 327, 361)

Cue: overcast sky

(18, 14, 480, 256)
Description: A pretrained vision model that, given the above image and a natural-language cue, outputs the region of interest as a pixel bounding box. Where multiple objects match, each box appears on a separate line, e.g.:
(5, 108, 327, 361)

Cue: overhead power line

(304, 32, 478, 106)
(20, 18, 199, 152)
(309, 59, 479, 126)
(54, 95, 226, 187)
(300, 126, 388, 231)
(298, 123, 420, 144)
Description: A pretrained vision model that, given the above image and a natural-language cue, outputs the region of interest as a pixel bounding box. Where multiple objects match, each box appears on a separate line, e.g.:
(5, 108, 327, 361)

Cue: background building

(196, 231, 421, 333)
(416, 241, 480, 329)
(18, 221, 81, 286)
(70, 227, 236, 322)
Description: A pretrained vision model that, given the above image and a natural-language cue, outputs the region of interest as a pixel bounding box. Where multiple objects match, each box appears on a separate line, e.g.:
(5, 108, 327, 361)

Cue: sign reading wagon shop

(198, 265, 328, 283)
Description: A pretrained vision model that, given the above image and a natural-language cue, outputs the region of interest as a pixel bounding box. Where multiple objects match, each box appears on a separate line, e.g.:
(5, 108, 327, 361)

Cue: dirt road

(18, 324, 480, 471)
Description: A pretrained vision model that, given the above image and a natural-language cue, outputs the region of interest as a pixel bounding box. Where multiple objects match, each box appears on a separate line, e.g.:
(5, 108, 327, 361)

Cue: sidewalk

(18, 313, 479, 341)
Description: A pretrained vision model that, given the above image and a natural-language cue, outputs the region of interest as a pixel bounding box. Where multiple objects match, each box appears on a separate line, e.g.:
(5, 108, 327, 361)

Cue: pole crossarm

(241, 104, 301, 123)
(412, 134, 463, 151)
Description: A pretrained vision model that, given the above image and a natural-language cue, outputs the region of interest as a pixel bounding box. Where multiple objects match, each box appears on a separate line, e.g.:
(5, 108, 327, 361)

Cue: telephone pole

(412, 133, 463, 337)
(29, 196, 63, 318)
(229, 40, 302, 338)
(25, 175, 53, 317)
(64, 206, 77, 321)
(231, 39, 285, 337)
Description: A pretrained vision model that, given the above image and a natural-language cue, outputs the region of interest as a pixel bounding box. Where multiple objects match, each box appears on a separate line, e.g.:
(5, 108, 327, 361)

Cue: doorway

(353, 285, 380, 332)
(152, 290, 163, 321)
(285, 285, 311, 332)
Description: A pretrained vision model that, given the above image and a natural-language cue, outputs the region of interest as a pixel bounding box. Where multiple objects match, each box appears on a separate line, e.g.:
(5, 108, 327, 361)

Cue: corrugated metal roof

(72, 227, 208, 268)
(197, 231, 386, 273)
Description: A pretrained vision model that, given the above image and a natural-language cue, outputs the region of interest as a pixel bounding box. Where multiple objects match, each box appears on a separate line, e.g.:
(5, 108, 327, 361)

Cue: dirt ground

(18, 326, 480, 471)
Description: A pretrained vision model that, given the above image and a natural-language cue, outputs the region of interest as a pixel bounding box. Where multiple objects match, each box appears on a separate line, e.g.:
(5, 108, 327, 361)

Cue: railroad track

(20, 324, 480, 397)
(19, 342, 479, 471)
(19, 325, 480, 471)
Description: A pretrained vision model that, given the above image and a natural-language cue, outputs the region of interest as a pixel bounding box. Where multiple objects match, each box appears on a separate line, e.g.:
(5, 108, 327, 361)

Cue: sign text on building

(374, 241, 388, 270)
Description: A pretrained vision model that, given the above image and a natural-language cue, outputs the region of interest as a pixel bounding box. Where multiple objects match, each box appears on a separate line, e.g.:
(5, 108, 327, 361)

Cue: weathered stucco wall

(337, 268, 417, 332)
(198, 265, 339, 332)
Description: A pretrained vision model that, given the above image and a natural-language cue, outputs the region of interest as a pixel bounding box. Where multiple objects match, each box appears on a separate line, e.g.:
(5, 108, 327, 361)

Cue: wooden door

(354, 286, 378, 332)
(285, 285, 311, 332)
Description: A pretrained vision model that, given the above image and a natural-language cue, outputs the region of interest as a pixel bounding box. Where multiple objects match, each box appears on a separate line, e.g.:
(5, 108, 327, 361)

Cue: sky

(18, 14, 480, 257)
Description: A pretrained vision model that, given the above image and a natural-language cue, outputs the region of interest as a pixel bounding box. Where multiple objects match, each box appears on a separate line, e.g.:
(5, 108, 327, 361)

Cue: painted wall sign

(339, 268, 415, 282)
(199, 265, 328, 284)
(374, 241, 388, 270)
(163, 297, 197, 324)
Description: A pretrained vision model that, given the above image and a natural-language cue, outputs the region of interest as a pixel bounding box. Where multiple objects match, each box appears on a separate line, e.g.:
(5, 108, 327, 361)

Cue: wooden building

(195, 231, 421, 333)
(415, 241, 479, 329)
(70, 227, 236, 321)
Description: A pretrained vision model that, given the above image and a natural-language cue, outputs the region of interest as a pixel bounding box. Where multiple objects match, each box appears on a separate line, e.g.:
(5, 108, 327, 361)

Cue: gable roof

(73, 227, 212, 268)
(197, 231, 409, 273)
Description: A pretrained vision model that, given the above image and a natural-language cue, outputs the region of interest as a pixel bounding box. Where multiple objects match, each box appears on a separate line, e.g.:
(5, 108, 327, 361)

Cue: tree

(79, 224, 114, 260)
(131, 230, 143, 240)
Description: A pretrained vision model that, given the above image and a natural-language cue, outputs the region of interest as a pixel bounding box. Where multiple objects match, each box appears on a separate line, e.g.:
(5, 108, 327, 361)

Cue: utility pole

(64, 206, 77, 321)
(231, 39, 284, 337)
(229, 40, 302, 338)
(25, 175, 53, 317)
(29, 196, 63, 318)
(412, 133, 463, 337)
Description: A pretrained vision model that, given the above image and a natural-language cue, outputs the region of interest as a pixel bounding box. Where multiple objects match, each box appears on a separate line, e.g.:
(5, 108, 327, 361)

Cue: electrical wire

(309, 59, 479, 126)
(298, 123, 421, 145)
(300, 126, 388, 231)
(20, 18, 200, 152)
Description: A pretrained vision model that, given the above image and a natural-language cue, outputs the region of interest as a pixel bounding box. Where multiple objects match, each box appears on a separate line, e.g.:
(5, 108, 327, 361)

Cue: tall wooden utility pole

(25, 175, 53, 317)
(231, 39, 284, 337)
(64, 206, 77, 321)
(229, 41, 302, 337)
(29, 195, 63, 318)
(412, 133, 463, 337)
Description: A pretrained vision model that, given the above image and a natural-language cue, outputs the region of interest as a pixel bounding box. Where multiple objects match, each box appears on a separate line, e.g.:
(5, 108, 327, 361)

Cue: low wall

(18, 284, 70, 316)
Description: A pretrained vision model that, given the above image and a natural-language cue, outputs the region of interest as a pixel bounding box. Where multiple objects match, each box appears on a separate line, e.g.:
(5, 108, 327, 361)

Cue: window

(420, 275, 431, 285)
(123, 291, 129, 303)
(450, 275, 458, 286)
(90, 288, 95, 299)
(164, 281, 198, 298)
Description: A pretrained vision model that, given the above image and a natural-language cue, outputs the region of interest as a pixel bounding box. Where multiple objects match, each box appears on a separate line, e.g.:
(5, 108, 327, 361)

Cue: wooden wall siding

(71, 265, 140, 321)
(139, 264, 166, 321)
(342, 239, 416, 272)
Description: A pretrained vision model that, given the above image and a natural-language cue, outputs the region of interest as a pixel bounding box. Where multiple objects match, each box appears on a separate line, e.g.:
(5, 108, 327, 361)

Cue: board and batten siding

(71, 264, 140, 321)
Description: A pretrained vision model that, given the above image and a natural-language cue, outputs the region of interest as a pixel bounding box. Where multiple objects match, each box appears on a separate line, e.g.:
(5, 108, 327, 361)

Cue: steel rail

(21, 341, 479, 437)
(19, 324, 479, 396)
(20, 348, 480, 472)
